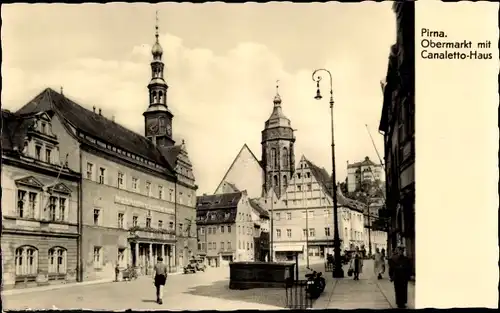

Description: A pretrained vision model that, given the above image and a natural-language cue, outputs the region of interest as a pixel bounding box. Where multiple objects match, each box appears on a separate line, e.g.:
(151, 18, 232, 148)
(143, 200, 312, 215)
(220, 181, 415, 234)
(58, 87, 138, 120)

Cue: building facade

(9, 21, 197, 281)
(1, 110, 81, 289)
(272, 156, 365, 262)
(196, 191, 256, 267)
(379, 1, 415, 272)
(346, 156, 385, 193)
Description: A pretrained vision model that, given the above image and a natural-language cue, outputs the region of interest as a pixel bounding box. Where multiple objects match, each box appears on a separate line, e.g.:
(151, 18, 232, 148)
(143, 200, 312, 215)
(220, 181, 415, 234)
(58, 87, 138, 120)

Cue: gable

(47, 182, 72, 195)
(15, 176, 44, 190)
(214, 144, 264, 198)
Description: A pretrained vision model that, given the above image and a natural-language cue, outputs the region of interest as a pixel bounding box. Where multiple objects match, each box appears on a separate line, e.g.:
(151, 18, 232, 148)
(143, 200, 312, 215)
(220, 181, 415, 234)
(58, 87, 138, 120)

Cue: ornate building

(3, 16, 198, 284)
(261, 85, 296, 199)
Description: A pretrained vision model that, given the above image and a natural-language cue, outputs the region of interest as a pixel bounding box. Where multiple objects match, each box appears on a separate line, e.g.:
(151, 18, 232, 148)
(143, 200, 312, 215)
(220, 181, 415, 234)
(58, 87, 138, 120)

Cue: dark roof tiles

(196, 192, 243, 210)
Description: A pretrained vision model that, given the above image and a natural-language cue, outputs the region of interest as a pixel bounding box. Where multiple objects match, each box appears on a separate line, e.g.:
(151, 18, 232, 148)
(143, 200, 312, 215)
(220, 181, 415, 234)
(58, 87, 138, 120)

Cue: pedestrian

(348, 247, 363, 280)
(115, 263, 120, 282)
(153, 256, 168, 304)
(373, 248, 385, 279)
(381, 249, 386, 275)
(389, 246, 412, 309)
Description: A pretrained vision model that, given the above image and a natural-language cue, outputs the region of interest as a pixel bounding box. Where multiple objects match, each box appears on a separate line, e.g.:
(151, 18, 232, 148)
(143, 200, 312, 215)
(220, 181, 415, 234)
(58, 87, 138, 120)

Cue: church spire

(151, 10, 163, 60)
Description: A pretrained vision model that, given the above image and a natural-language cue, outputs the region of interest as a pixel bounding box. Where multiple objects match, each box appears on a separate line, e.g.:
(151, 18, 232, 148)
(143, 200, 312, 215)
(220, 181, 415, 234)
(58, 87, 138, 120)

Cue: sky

(1, 2, 396, 195)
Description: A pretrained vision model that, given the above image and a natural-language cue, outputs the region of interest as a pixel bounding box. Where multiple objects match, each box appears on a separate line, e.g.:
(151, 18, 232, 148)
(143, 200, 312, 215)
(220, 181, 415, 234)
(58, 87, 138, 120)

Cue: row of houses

(195, 86, 387, 265)
(1, 25, 198, 289)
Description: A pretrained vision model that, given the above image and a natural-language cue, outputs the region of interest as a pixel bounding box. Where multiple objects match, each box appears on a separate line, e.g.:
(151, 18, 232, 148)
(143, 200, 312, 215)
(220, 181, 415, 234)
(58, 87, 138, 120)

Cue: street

(2, 259, 414, 310)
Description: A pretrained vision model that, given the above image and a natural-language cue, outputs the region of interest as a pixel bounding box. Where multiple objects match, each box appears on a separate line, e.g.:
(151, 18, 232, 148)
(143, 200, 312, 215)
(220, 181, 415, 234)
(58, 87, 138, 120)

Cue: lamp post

(312, 69, 344, 278)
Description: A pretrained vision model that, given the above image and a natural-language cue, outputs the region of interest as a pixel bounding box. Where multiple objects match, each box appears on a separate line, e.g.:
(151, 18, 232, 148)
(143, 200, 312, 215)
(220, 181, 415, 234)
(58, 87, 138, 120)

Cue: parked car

(194, 257, 206, 272)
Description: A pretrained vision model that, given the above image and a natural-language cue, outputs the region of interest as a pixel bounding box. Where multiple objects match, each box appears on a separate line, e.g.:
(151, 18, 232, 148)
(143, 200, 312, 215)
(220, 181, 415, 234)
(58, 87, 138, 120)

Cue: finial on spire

(273, 79, 282, 105)
(155, 10, 159, 41)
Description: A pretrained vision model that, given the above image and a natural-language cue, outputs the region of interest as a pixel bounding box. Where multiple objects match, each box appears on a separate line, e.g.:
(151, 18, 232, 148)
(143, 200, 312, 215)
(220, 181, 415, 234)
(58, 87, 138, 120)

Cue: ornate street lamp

(312, 69, 344, 278)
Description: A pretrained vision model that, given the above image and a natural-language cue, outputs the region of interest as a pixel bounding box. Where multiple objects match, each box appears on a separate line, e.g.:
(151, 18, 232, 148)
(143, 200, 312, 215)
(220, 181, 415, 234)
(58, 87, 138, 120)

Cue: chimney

(93, 106, 96, 113)
(111, 115, 115, 122)
(98, 108, 102, 116)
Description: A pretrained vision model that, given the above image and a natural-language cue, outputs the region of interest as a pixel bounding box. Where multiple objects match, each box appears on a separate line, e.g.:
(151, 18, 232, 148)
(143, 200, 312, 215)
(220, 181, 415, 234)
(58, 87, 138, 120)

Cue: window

(146, 182, 151, 196)
(221, 225, 225, 233)
(86, 162, 93, 180)
(213, 242, 217, 250)
(247, 242, 250, 250)
(227, 225, 231, 233)
(283, 175, 288, 186)
(118, 213, 124, 228)
(303, 229, 307, 238)
(45, 148, 52, 163)
(158, 220, 163, 228)
(158, 185, 163, 199)
(132, 178, 138, 191)
(48, 247, 67, 274)
(49, 196, 57, 221)
(297, 185, 302, 191)
(27, 192, 37, 218)
(270, 148, 277, 168)
(199, 227, 205, 235)
(239, 241, 242, 249)
(282, 147, 288, 167)
(179, 223, 183, 234)
(276, 229, 281, 239)
(17, 190, 27, 218)
(179, 192, 183, 205)
(286, 212, 292, 220)
(227, 241, 232, 250)
(58, 198, 66, 221)
(309, 228, 315, 237)
(287, 229, 292, 238)
(221, 242, 225, 250)
(169, 189, 173, 201)
(146, 217, 151, 228)
(98, 167, 105, 184)
(117, 172, 124, 189)
(307, 184, 312, 191)
(41, 122, 46, 134)
(15, 246, 38, 276)
(275, 212, 281, 221)
(238, 225, 240, 234)
(35, 145, 42, 160)
(169, 221, 174, 229)
(132, 216, 138, 227)
(325, 227, 331, 237)
(93, 209, 100, 225)
(306, 172, 311, 178)
(93, 246, 102, 269)
(273, 175, 278, 187)
(297, 173, 302, 179)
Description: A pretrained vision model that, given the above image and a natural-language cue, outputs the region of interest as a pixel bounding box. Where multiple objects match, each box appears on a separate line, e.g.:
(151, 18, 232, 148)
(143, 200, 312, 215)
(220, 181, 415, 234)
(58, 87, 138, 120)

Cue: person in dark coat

(389, 246, 412, 308)
(153, 257, 168, 304)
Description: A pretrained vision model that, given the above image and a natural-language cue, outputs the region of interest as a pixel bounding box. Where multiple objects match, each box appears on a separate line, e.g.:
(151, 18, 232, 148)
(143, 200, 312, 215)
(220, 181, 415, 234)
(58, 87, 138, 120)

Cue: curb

(2, 272, 184, 296)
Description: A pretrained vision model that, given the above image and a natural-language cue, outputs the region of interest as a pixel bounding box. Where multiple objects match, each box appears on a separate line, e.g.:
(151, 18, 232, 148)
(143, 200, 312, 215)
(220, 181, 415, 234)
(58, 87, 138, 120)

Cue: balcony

(128, 226, 176, 242)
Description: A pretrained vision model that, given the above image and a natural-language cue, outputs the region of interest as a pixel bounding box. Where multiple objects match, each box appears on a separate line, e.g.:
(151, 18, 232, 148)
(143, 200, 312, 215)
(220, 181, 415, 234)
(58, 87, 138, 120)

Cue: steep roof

(303, 157, 365, 212)
(196, 192, 243, 210)
(213, 143, 263, 194)
(347, 156, 377, 169)
(158, 145, 182, 169)
(249, 198, 270, 218)
(1, 110, 43, 152)
(196, 207, 237, 225)
(15, 88, 176, 175)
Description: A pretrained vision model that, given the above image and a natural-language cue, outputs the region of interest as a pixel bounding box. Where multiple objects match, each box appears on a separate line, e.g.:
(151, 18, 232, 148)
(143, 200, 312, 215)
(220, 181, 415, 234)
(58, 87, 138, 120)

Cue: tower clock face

(148, 119, 159, 135)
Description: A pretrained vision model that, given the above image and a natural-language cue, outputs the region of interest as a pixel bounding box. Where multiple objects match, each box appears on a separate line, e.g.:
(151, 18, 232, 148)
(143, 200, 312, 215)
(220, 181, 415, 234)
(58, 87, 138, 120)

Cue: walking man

(373, 248, 385, 279)
(153, 256, 168, 304)
(389, 246, 412, 308)
(349, 246, 363, 280)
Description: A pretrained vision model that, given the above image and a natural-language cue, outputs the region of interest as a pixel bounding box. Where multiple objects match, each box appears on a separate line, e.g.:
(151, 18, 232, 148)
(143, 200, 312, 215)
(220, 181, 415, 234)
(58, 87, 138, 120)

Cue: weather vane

(276, 80, 280, 95)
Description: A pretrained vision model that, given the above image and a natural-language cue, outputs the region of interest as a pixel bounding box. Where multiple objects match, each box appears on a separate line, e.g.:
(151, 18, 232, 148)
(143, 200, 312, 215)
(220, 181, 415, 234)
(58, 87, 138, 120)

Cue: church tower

(261, 81, 295, 199)
(143, 11, 175, 147)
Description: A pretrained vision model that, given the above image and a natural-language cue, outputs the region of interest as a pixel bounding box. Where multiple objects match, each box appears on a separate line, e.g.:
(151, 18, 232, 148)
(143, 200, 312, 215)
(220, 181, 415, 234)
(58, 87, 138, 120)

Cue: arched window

(15, 246, 38, 276)
(159, 91, 164, 103)
(48, 247, 67, 274)
(270, 148, 277, 169)
(152, 90, 157, 102)
(273, 175, 278, 187)
(282, 147, 288, 167)
(282, 175, 288, 187)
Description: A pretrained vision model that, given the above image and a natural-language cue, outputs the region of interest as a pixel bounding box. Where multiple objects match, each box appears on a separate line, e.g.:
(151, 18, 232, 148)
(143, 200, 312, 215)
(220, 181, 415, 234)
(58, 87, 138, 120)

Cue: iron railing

(284, 278, 313, 309)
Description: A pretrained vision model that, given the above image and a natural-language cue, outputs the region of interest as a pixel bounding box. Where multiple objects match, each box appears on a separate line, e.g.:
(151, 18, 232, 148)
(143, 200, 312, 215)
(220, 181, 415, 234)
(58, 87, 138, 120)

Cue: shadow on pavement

(184, 279, 287, 308)
(141, 299, 158, 303)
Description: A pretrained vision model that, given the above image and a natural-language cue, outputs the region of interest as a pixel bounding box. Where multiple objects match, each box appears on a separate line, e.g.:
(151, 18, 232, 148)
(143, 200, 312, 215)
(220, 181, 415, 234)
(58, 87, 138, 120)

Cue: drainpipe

(174, 180, 177, 272)
(78, 148, 83, 282)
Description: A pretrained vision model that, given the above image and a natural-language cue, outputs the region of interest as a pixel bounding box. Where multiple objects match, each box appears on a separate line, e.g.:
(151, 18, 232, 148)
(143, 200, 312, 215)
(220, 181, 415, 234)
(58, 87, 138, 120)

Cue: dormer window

(45, 148, 52, 163)
(35, 145, 42, 160)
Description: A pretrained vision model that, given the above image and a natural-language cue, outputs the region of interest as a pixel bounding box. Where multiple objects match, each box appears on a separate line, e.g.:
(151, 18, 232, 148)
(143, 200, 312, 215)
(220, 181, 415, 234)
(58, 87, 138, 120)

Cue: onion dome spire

(151, 10, 163, 60)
